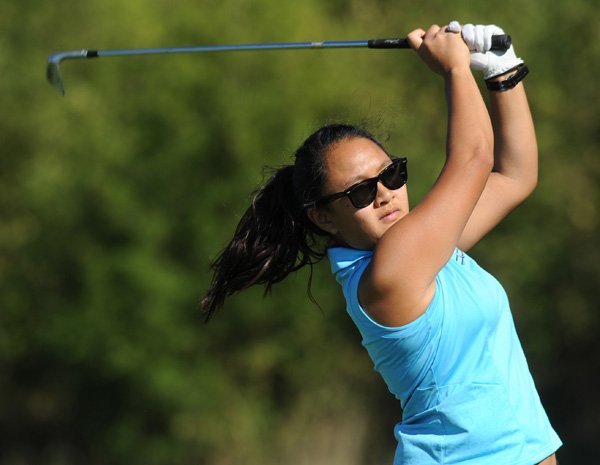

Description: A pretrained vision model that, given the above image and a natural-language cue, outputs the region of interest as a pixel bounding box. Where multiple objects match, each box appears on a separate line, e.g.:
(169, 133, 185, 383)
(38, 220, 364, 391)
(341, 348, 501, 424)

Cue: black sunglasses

(304, 157, 408, 209)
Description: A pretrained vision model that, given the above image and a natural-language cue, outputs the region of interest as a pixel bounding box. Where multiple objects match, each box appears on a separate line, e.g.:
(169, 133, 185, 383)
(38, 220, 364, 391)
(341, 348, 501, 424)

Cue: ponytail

(201, 164, 326, 321)
(201, 123, 386, 321)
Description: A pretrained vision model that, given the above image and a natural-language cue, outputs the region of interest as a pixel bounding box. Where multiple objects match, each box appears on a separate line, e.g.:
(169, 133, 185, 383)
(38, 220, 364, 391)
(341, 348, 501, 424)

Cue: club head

(46, 58, 65, 95)
(46, 50, 88, 96)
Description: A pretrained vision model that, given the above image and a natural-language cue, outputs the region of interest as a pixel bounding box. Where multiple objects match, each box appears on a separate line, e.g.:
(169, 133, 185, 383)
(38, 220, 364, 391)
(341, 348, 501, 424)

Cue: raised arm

(458, 73, 536, 250)
(359, 24, 494, 327)
(457, 24, 536, 250)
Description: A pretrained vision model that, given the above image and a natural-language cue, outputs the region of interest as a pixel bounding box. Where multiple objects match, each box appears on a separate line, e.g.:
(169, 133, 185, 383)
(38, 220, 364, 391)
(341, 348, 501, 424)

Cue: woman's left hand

(460, 23, 524, 79)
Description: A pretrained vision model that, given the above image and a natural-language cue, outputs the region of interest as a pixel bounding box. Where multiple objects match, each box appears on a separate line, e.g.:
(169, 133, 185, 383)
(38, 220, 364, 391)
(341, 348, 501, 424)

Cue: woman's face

(309, 137, 409, 250)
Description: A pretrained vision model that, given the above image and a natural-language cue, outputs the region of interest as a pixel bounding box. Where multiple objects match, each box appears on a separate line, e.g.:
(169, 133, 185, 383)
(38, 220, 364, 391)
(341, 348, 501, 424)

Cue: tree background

(2, 0, 598, 463)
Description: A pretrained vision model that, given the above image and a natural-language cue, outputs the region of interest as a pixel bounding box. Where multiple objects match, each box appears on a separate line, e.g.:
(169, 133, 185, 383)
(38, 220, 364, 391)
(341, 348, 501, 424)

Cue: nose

(374, 181, 392, 207)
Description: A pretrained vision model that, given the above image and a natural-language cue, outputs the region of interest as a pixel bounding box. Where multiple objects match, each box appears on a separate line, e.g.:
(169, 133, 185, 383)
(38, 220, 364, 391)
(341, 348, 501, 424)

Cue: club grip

(368, 34, 512, 51)
(490, 34, 512, 51)
(367, 38, 411, 49)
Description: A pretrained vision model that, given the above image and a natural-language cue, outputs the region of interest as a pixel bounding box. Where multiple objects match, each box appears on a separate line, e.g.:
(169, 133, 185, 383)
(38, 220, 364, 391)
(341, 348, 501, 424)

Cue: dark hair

(201, 123, 386, 321)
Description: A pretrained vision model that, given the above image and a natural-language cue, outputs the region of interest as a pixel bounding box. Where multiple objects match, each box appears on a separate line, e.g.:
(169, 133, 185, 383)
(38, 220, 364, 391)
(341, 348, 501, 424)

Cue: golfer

(202, 22, 562, 464)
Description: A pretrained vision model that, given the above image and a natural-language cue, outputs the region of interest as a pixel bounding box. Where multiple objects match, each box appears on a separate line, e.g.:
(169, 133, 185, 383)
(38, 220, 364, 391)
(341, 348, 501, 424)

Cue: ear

(306, 207, 338, 236)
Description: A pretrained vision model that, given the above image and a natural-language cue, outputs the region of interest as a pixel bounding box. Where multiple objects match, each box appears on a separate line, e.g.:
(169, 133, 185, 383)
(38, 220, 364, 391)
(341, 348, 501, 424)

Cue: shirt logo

(455, 250, 466, 265)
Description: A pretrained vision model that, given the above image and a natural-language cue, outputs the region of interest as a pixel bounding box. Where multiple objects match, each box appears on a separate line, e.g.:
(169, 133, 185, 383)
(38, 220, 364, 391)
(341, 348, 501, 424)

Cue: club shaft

(92, 40, 379, 57)
(46, 35, 511, 95)
(52, 34, 509, 61)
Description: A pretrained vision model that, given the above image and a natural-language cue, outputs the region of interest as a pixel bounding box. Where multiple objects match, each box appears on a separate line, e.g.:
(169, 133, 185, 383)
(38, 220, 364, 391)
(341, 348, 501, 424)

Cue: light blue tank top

(328, 247, 561, 465)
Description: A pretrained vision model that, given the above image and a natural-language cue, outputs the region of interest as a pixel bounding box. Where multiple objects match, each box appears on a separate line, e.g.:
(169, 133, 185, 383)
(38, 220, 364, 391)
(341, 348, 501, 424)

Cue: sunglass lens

(381, 161, 406, 189)
(348, 180, 378, 208)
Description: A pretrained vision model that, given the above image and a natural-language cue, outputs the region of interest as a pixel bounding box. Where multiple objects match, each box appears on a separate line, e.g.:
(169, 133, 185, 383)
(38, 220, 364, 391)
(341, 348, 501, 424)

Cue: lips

(380, 209, 401, 223)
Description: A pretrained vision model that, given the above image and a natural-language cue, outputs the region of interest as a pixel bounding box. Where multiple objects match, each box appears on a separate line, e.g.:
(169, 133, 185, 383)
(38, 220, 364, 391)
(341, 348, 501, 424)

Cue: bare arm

(358, 25, 494, 327)
(458, 75, 537, 251)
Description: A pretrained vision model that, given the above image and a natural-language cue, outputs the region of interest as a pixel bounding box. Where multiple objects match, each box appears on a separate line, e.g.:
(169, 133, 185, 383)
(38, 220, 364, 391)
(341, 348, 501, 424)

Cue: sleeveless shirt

(328, 246, 562, 465)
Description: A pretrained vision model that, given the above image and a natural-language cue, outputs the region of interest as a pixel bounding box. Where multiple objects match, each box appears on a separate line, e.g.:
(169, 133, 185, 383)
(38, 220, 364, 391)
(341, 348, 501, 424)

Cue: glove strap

(486, 64, 529, 92)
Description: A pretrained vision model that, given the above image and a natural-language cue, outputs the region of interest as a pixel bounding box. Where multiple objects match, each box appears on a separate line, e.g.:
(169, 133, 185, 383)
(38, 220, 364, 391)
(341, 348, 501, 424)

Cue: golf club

(47, 35, 511, 95)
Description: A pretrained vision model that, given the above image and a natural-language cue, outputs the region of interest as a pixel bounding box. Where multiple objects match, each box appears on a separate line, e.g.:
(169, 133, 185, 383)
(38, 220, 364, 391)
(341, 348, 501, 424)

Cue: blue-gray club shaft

(46, 35, 510, 95)
(46, 39, 403, 96)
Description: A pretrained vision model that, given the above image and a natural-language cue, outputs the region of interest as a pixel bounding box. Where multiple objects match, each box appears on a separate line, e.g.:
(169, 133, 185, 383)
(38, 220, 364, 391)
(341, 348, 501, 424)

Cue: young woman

(202, 22, 562, 464)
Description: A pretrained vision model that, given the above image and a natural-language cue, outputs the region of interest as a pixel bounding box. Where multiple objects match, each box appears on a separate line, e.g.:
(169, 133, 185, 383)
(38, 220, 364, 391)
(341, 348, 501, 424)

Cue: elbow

(525, 171, 538, 195)
(517, 171, 538, 201)
(502, 162, 538, 206)
(513, 149, 539, 200)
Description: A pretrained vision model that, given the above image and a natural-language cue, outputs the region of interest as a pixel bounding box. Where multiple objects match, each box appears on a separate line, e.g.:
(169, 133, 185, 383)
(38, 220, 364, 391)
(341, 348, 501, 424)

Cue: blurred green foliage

(1, 0, 599, 463)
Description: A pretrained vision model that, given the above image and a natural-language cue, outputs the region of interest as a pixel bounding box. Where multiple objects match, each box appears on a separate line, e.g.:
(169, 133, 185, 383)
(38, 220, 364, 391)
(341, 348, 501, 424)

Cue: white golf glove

(448, 21, 524, 79)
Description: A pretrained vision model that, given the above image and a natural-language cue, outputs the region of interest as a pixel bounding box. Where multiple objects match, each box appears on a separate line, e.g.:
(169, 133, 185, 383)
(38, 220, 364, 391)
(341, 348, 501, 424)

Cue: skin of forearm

(489, 83, 538, 190)
(445, 68, 494, 166)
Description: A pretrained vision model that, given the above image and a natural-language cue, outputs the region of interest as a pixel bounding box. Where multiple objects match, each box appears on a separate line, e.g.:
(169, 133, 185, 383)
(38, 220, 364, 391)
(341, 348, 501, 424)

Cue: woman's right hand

(406, 24, 471, 76)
